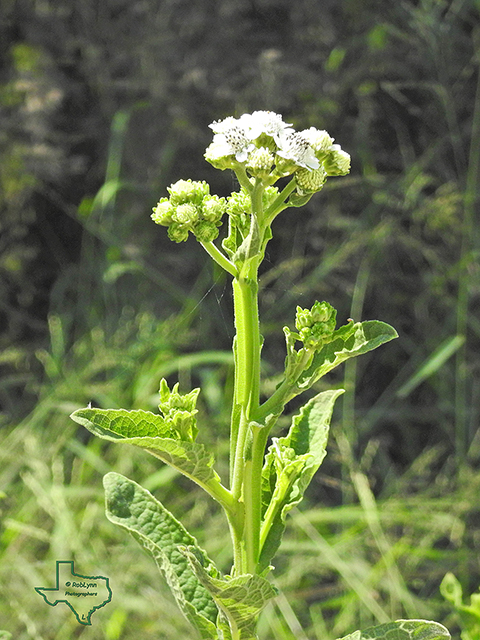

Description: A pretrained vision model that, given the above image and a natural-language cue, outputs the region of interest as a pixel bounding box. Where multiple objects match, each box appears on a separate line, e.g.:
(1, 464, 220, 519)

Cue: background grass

(1, 0, 479, 638)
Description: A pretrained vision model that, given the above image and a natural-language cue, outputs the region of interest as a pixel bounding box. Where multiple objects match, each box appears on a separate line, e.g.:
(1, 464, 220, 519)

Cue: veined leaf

(185, 548, 277, 640)
(103, 472, 219, 639)
(256, 320, 397, 423)
(336, 619, 450, 640)
(71, 408, 233, 509)
(258, 389, 343, 573)
(297, 320, 398, 391)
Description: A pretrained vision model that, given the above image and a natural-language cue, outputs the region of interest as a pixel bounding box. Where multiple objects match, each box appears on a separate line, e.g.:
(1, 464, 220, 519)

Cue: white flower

(208, 116, 255, 162)
(239, 110, 292, 141)
(276, 130, 320, 170)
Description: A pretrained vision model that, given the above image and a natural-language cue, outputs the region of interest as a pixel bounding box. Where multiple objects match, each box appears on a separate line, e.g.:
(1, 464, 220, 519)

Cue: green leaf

(71, 408, 233, 510)
(336, 619, 451, 640)
(298, 320, 398, 391)
(256, 320, 397, 424)
(103, 472, 219, 639)
(258, 389, 343, 573)
(0, 632, 12, 640)
(185, 548, 277, 640)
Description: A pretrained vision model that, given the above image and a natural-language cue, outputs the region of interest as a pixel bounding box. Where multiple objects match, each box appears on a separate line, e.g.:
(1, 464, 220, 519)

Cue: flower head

(208, 117, 255, 163)
(276, 130, 320, 171)
(239, 110, 292, 141)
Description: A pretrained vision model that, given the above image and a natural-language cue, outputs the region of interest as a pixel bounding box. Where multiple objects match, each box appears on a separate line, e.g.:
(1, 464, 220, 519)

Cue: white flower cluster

(205, 110, 350, 192)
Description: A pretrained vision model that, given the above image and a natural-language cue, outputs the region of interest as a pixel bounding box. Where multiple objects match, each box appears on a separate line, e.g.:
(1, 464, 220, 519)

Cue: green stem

(264, 177, 297, 223)
(230, 273, 260, 486)
(233, 164, 254, 194)
(229, 270, 262, 573)
(229, 181, 267, 574)
(200, 241, 238, 278)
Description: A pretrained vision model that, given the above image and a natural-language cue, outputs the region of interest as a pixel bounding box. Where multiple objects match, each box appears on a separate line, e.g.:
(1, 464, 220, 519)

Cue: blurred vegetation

(1, 0, 479, 638)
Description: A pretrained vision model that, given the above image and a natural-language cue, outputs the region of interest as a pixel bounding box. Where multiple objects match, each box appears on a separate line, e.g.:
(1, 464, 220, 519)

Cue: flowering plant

(70, 112, 449, 640)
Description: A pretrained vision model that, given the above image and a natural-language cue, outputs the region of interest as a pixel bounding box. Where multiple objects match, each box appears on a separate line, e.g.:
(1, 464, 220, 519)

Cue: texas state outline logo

(35, 560, 112, 625)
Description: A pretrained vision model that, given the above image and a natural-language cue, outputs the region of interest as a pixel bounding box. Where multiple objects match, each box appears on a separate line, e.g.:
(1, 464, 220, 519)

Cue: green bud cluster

(294, 301, 337, 349)
(158, 378, 201, 442)
(151, 179, 226, 243)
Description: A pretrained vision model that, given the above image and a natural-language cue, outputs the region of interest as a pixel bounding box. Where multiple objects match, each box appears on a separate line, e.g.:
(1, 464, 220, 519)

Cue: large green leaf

(258, 389, 343, 573)
(336, 619, 450, 640)
(185, 549, 277, 640)
(71, 408, 233, 509)
(103, 472, 219, 639)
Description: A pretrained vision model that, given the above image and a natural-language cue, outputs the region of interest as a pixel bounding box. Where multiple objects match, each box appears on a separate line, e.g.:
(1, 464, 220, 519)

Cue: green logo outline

(35, 560, 112, 625)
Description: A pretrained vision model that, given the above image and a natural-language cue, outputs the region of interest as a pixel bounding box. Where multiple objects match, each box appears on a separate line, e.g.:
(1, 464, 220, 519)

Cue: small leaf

(336, 619, 450, 640)
(185, 549, 277, 640)
(103, 472, 219, 639)
(259, 389, 343, 572)
(71, 408, 232, 509)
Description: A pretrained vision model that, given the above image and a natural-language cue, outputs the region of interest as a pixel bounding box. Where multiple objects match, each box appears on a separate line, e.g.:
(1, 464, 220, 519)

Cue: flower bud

(246, 146, 274, 178)
(167, 179, 210, 205)
(158, 379, 200, 441)
(311, 300, 336, 325)
(295, 301, 337, 349)
(201, 194, 226, 222)
(193, 220, 220, 243)
(226, 188, 252, 217)
(295, 166, 327, 195)
(172, 203, 199, 225)
(301, 128, 334, 157)
(167, 223, 190, 243)
(295, 306, 313, 331)
(324, 145, 351, 176)
(151, 198, 174, 226)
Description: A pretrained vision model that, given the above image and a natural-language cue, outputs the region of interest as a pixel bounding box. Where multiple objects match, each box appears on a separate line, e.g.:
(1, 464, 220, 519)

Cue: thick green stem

(229, 269, 262, 573)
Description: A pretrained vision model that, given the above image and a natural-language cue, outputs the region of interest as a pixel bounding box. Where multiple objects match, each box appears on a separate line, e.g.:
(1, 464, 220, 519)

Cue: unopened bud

(324, 145, 351, 176)
(194, 220, 220, 243)
(172, 203, 199, 225)
(295, 167, 327, 195)
(151, 198, 174, 225)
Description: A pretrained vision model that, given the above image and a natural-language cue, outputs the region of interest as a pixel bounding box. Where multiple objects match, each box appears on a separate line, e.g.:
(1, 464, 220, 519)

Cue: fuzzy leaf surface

(259, 389, 343, 572)
(71, 408, 221, 491)
(103, 472, 219, 639)
(185, 549, 277, 640)
(337, 620, 451, 640)
(297, 320, 398, 391)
